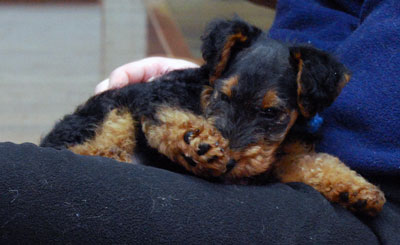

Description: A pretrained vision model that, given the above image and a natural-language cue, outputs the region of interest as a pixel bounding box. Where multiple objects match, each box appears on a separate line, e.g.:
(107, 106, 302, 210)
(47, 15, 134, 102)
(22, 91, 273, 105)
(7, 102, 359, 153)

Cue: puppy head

(201, 18, 350, 178)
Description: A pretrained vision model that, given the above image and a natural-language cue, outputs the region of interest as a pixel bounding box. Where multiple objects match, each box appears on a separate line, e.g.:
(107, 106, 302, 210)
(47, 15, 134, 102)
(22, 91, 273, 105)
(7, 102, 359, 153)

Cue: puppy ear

(201, 18, 261, 84)
(289, 46, 351, 118)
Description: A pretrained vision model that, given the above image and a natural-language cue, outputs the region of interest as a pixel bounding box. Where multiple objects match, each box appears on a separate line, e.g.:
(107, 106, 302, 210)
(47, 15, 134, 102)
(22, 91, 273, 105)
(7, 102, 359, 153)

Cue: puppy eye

(220, 93, 230, 101)
(262, 107, 280, 118)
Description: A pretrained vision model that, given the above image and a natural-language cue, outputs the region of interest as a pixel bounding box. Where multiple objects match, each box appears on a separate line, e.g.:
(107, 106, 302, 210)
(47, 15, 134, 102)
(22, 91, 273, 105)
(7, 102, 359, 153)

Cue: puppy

(41, 18, 385, 216)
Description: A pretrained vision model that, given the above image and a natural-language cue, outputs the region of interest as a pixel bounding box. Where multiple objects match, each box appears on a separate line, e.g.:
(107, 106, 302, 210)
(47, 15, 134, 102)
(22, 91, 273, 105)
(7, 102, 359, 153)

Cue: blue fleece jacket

(268, 0, 400, 175)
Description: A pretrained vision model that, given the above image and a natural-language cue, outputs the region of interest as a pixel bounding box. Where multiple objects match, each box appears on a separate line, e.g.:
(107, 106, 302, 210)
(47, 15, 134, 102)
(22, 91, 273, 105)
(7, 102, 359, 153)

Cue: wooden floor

(0, 0, 274, 144)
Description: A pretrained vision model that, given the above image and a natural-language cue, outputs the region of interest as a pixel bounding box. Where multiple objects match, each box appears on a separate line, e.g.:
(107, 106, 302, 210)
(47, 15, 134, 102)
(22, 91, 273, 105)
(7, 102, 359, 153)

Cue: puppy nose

(225, 159, 237, 173)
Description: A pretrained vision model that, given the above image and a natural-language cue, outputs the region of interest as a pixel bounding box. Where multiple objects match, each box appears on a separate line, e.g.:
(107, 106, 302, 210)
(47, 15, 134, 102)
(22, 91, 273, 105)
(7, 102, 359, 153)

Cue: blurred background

(0, 0, 275, 144)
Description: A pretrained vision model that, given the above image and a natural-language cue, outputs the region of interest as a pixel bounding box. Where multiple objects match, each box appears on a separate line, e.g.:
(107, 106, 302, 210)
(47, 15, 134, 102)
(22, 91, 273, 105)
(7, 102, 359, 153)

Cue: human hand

(95, 57, 199, 94)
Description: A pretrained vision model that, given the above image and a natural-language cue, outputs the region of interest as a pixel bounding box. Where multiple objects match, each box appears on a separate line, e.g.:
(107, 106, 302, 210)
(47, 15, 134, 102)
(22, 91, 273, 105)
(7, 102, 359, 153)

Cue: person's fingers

(94, 57, 199, 94)
(108, 58, 161, 90)
(95, 79, 110, 94)
(109, 57, 199, 88)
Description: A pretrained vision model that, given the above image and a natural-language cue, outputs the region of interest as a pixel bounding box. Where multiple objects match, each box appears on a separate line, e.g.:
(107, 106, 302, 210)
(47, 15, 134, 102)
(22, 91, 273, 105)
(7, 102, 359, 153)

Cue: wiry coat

(41, 18, 385, 216)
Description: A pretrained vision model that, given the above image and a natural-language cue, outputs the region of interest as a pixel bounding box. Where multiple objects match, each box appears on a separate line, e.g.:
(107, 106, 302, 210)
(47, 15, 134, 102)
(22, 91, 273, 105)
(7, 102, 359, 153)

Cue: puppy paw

(338, 186, 386, 216)
(142, 107, 234, 178)
(274, 153, 386, 216)
(178, 127, 233, 177)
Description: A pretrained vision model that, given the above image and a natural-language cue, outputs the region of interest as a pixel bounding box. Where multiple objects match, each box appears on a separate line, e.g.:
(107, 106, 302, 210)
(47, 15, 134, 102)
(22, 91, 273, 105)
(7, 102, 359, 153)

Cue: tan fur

(210, 33, 248, 84)
(142, 106, 230, 177)
(69, 109, 136, 163)
(221, 76, 239, 98)
(338, 73, 351, 93)
(201, 85, 213, 111)
(228, 142, 278, 178)
(227, 110, 298, 179)
(294, 53, 310, 118)
(274, 152, 386, 216)
(262, 90, 281, 109)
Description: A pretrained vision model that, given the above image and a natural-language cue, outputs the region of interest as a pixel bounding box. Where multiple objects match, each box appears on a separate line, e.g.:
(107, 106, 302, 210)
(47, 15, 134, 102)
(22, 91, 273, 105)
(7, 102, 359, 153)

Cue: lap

(1, 142, 398, 244)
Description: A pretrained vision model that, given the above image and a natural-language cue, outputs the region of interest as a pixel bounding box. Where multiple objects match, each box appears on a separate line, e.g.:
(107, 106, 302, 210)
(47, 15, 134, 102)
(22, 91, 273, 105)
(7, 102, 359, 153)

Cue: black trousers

(1, 142, 399, 244)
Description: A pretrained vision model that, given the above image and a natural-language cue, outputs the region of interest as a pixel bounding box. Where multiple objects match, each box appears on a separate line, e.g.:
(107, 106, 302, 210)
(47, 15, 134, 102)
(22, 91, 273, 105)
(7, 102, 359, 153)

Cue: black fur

(289, 46, 350, 117)
(41, 67, 208, 148)
(41, 18, 349, 177)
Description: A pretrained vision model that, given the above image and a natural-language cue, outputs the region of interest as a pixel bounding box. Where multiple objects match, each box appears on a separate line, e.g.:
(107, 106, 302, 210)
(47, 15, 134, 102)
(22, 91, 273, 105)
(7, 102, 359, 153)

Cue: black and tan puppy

(41, 18, 385, 216)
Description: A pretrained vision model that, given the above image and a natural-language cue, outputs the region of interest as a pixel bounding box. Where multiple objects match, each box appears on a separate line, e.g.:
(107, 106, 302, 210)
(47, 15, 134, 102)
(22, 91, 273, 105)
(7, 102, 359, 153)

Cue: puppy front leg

(41, 89, 137, 163)
(274, 152, 386, 216)
(142, 106, 231, 177)
(68, 108, 136, 163)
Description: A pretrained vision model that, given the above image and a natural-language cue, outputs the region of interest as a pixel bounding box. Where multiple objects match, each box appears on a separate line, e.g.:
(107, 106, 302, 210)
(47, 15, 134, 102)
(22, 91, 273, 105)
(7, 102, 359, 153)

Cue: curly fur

(41, 18, 384, 216)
